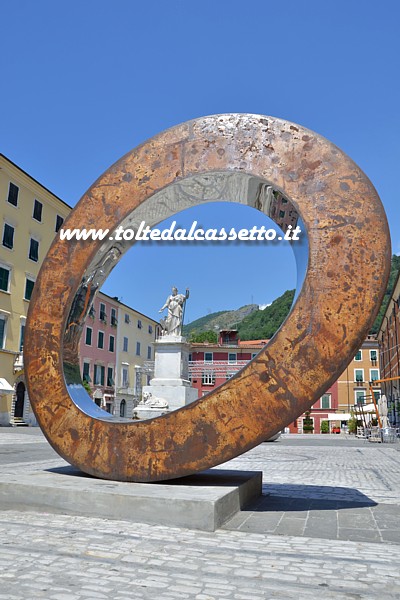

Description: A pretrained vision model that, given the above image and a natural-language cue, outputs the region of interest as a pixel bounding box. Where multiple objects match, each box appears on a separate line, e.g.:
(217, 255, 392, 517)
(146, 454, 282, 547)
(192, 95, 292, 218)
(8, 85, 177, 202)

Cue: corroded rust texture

(24, 114, 391, 482)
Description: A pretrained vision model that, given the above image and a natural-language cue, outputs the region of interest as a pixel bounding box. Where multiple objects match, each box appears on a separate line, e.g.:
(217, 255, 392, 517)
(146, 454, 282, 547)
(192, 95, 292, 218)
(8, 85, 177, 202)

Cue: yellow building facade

(0, 154, 71, 425)
(336, 335, 381, 413)
(0, 154, 160, 425)
(115, 301, 159, 417)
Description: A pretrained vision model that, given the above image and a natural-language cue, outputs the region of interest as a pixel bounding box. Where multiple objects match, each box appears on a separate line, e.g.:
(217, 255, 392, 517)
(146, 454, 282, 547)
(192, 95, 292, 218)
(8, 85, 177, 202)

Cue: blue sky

(1, 0, 399, 323)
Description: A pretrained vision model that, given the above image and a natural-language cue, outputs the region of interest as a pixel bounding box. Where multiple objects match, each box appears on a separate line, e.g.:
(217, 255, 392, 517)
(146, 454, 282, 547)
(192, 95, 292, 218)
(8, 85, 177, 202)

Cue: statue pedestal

(142, 335, 198, 413)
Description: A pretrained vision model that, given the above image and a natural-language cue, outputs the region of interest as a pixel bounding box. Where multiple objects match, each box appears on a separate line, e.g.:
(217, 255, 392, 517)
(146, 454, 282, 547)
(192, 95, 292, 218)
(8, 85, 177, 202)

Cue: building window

(354, 369, 364, 383)
(107, 367, 114, 387)
(252, 353, 258, 359)
(7, 182, 19, 207)
(188, 353, 192, 362)
(0, 266, 10, 292)
(99, 303, 106, 322)
(24, 278, 35, 300)
(137, 319, 142, 329)
(2, 224, 14, 249)
(354, 350, 362, 361)
(136, 342, 141, 356)
(123, 337, 128, 352)
(19, 322, 25, 352)
(0, 315, 7, 349)
(111, 308, 117, 326)
(321, 394, 331, 409)
(148, 325, 153, 334)
(55, 215, 64, 232)
(204, 352, 213, 363)
(122, 368, 129, 387)
(82, 362, 91, 382)
(355, 390, 366, 405)
(109, 335, 115, 353)
(124, 313, 130, 324)
(85, 326, 92, 346)
(94, 364, 105, 386)
(279, 210, 285, 218)
(370, 369, 379, 382)
(228, 353, 237, 364)
(120, 399, 126, 417)
(33, 199, 43, 222)
(98, 331, 104, 349)
(370, 350, 377, 362)
(29, 238, 39, 262)
(147, 346, 152, 360)
(373, 390, 381, 402)
(202, 370, 215, 385)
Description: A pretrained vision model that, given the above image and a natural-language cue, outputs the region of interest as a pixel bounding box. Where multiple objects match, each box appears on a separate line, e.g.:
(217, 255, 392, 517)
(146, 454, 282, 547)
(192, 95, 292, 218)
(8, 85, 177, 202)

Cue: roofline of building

(0, 152, 73, 211)
(101, 292, 159, 325)
(377, 265, 400, 336)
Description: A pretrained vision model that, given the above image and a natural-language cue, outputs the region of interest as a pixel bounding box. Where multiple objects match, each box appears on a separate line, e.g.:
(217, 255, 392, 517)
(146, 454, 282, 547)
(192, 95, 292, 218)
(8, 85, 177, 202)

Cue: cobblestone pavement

(1, 429, 400, 598)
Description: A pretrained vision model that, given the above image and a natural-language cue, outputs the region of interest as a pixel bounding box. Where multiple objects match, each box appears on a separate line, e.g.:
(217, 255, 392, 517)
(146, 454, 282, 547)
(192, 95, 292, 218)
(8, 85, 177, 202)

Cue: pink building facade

(79, 292, 119, 413)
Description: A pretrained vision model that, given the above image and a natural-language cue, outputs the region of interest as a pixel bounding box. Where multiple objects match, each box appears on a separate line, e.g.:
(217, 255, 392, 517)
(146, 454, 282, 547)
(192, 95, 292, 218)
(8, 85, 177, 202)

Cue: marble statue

(159, 287, 189, 337)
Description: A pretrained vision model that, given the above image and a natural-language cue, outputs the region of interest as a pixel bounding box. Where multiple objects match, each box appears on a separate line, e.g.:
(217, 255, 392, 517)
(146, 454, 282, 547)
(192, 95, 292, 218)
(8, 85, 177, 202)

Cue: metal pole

(181, 288, 190, 334)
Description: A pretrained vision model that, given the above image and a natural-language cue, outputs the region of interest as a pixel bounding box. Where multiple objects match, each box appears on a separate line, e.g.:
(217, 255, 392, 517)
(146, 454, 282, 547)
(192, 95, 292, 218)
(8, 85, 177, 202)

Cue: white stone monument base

(137, 334, 199, 418)
(133, 406, 169, 420)
(142, 383, 198, 412)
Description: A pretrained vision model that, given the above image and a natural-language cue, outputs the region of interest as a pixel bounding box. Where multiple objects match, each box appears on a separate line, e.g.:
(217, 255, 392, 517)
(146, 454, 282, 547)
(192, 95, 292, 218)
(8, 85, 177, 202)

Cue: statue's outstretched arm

(159, 297, 169, 312)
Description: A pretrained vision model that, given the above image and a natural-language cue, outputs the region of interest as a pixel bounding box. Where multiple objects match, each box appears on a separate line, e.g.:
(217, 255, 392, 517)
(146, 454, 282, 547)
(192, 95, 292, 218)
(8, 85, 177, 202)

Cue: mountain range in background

(183, 255, 400, 342)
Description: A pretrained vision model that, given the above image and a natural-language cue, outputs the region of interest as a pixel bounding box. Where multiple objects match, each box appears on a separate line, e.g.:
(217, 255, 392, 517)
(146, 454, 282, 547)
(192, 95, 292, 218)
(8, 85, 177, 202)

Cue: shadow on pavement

(254, 483, 377, 511)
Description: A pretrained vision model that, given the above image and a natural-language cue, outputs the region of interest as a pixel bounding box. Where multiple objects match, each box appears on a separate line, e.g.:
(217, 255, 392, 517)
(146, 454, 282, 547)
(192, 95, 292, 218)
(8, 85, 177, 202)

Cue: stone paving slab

(222, 479, 400, 543)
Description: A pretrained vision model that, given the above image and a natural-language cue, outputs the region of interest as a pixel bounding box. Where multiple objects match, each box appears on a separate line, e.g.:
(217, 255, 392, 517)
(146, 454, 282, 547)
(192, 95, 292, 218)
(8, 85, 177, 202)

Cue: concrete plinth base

(0, 468, 262, 532)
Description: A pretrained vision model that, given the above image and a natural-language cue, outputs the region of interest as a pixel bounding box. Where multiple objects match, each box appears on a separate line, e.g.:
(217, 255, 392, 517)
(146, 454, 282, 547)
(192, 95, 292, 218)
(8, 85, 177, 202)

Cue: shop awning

(327, 413, 351, 421)
(0, 378, 14, 394)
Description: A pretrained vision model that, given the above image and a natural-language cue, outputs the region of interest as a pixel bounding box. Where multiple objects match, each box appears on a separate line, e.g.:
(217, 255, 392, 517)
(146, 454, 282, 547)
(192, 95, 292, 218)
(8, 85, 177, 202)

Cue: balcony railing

(189, 360, 248, 377)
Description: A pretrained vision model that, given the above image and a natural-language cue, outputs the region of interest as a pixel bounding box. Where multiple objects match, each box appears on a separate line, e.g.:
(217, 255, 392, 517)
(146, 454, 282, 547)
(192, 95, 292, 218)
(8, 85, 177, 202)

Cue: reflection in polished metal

(24, 114, 391, 482)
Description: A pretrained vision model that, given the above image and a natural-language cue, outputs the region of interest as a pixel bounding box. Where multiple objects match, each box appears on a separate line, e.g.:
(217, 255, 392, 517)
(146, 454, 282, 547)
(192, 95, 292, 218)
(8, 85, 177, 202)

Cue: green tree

(82, 379, 92, 395)
(320, 420, 329, 434)
(189, 331, 218, 344)
(302, 411, 314, 434)
(347, 411, 357, 434)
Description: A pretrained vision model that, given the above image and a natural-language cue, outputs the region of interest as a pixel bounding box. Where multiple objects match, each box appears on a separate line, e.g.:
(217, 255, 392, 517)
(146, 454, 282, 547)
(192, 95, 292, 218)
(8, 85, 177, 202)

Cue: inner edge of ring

(62, 171, 309, 421)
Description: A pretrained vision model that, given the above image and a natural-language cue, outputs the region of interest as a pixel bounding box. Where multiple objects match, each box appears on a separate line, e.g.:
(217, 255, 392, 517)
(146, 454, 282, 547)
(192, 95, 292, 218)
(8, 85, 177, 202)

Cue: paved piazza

(1, 428, 400, 599)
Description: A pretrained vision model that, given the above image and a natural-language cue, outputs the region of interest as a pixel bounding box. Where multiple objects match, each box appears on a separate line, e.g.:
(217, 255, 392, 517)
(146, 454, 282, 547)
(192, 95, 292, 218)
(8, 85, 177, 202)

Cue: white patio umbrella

(378, 394, 390, 428)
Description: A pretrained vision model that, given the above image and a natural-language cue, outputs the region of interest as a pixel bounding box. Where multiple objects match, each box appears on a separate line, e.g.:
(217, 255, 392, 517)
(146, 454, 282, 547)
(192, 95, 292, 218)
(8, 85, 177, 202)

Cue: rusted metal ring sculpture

(25, 114, 391, 482)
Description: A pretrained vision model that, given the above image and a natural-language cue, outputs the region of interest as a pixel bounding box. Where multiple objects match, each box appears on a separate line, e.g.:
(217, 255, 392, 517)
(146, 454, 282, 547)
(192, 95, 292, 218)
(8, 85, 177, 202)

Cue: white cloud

(258, 303, 272, 310)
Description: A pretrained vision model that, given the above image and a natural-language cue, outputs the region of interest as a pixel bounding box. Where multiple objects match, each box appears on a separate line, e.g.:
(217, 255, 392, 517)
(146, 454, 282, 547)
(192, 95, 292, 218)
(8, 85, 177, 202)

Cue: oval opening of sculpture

(63, 179, 306, 421)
